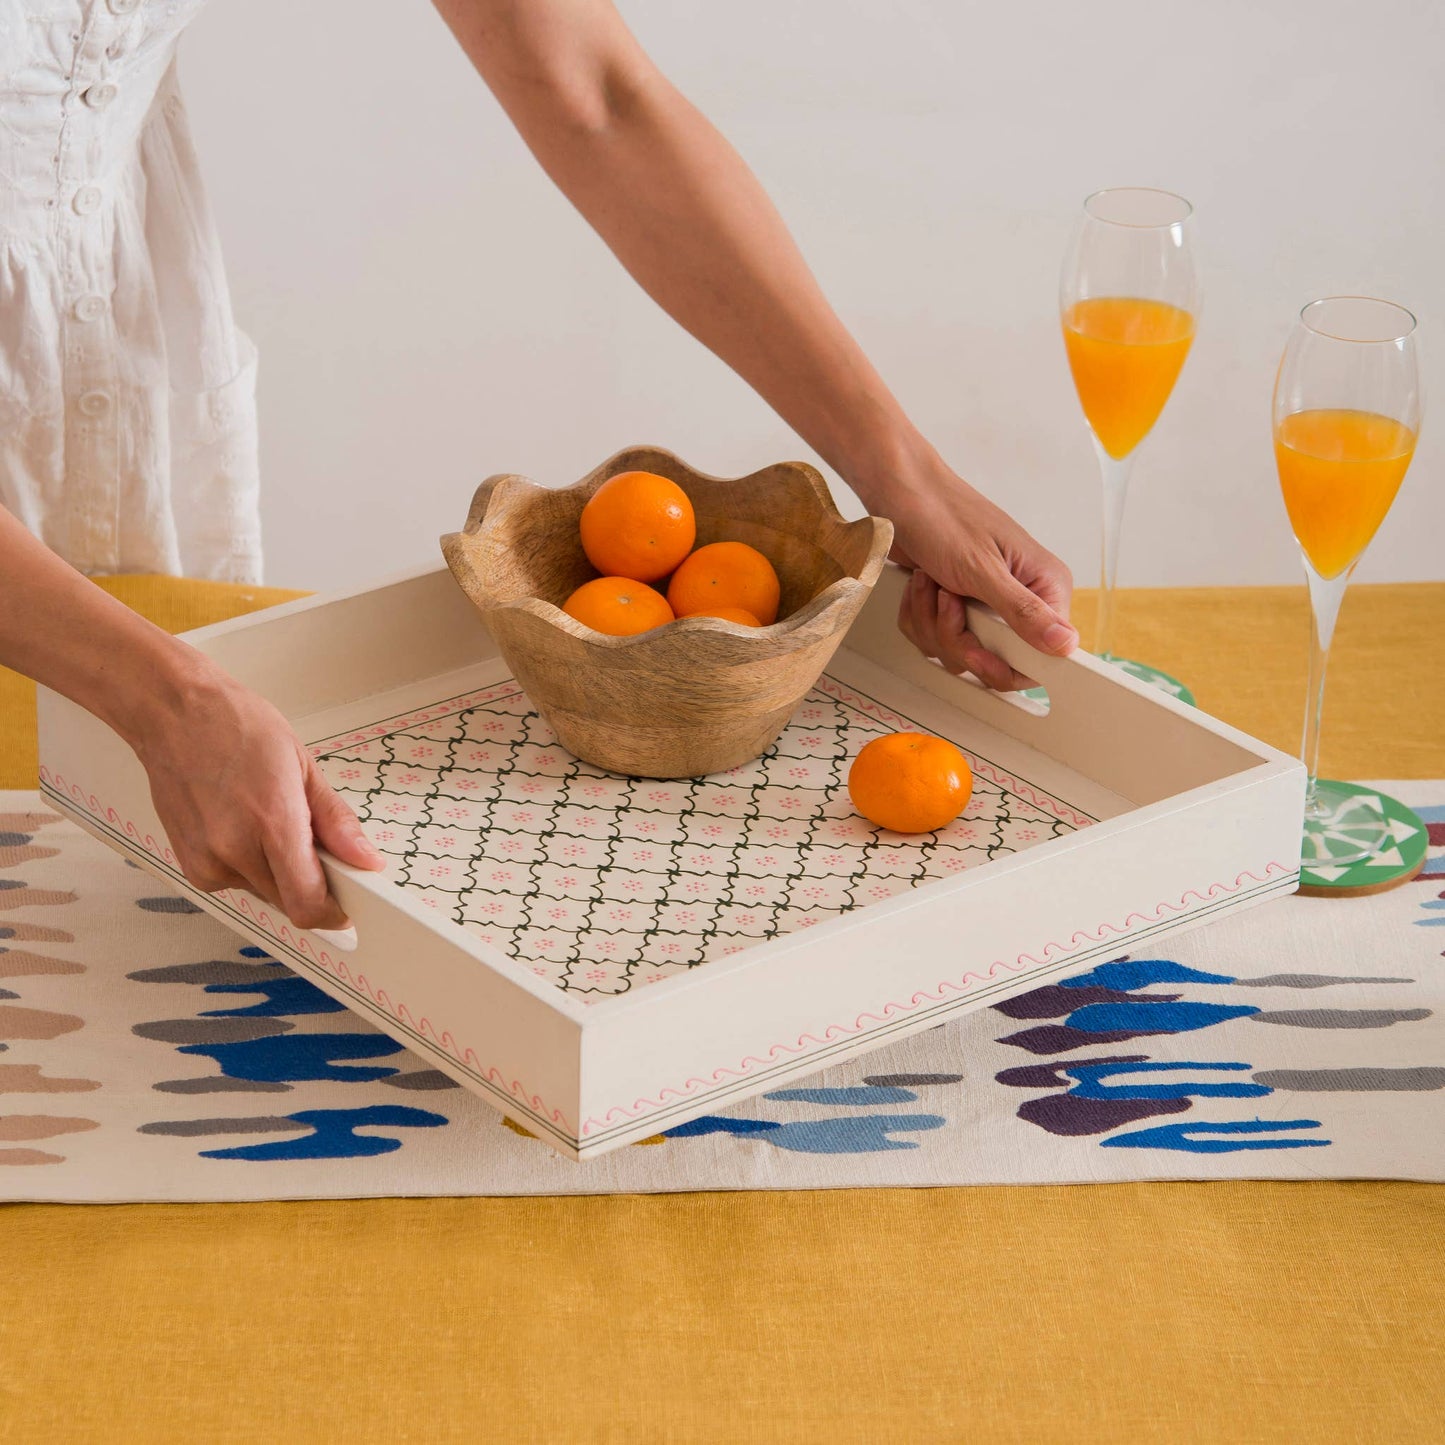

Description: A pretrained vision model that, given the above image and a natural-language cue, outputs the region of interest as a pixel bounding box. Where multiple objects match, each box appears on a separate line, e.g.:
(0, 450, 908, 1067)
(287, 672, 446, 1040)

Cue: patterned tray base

(310, 675, 1094, 1000)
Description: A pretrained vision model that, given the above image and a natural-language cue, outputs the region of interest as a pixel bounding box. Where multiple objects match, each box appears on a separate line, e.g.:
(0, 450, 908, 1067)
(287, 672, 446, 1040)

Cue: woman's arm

(0, 507, 382, 924)
(433, 0, 1077, 688)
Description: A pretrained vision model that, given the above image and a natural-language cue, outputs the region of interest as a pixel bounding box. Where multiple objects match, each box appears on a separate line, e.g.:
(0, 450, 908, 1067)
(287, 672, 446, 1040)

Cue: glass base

(1303, 780, 1399, 867)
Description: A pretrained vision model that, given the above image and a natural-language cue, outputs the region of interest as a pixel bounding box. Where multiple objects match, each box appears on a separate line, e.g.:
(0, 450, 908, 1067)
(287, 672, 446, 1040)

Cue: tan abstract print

(0, 809, 98, 1164)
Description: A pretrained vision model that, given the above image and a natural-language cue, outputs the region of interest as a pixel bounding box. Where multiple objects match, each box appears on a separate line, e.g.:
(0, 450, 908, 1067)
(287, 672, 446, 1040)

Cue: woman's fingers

(305, 763, 386, 871)
(899, 570, 1033, 692)
(262, 805, 350, 933)
(979, 564, 1078, 657)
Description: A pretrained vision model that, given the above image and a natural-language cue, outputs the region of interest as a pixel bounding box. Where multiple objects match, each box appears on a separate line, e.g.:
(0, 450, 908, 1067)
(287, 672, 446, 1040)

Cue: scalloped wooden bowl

(441, 445, 893, 778)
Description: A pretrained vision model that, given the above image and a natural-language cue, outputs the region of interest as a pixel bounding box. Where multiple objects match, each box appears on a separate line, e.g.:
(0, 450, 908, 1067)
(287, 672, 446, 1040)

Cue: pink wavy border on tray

(575, 860, 1294, 1136)
(306, 680, 528, 758)
(304, 673, 1094, 828)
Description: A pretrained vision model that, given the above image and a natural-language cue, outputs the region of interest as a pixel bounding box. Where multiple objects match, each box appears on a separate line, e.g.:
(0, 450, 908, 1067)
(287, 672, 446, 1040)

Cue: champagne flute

(1061, 188, 1200, 688)
(1274, 296, 1421, 867)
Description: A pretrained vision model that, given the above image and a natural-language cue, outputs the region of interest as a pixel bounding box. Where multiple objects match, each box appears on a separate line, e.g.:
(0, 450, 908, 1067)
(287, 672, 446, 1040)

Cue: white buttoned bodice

(1, 0, 261, 581)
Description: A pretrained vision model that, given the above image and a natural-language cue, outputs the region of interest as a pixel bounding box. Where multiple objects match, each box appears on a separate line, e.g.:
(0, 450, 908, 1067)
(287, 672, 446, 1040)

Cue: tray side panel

(575, 764, 1305, 1155)
(182, 568, 500, 721)
(848, 567, 1273, 805)
(36, 687, 587, 1154)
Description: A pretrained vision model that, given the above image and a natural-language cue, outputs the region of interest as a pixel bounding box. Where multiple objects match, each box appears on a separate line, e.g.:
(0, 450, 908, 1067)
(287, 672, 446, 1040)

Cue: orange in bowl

(847, 732, 972, 834)
(668, 541, 781, 625)
(579, 471, 696, 584)
(562, 577, 675, 637)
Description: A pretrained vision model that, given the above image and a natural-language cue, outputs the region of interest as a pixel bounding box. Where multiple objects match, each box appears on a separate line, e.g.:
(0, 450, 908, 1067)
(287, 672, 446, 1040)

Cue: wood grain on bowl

(440, 446, 893, 778)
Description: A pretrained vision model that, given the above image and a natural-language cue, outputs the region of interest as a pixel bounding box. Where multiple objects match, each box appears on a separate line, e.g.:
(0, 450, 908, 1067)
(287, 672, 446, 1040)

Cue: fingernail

(1042, 621, 1077, 652)
(313, 925, 358, 953)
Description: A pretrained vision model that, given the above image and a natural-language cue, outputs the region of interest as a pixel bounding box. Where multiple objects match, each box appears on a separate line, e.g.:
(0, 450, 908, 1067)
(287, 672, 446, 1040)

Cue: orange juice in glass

(1061, 190, 1200, 676)
(1063, 296, 1196, 460)
(1273, 298, 1421, 868)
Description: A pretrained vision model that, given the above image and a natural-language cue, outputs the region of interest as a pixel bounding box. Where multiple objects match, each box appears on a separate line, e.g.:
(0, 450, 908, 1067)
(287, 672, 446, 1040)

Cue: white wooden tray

(37, 565, 1306, 1157)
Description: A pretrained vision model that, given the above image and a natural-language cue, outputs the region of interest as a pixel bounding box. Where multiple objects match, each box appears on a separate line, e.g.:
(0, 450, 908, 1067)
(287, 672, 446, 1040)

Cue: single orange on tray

(579, 470, 696, 584)
(683, 604, 762, 627)
(668, 541, 781, 625)
(847, 732, 973, 834)
(562, 577, 675, 636)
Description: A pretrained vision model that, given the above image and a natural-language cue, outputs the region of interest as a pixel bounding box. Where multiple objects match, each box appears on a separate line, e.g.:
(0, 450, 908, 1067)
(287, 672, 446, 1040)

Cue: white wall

(182, 0, 1444, 594)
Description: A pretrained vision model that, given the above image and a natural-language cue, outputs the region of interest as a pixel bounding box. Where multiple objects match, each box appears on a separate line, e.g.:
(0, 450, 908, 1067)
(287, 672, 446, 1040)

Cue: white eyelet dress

(1, 0, 262, 582)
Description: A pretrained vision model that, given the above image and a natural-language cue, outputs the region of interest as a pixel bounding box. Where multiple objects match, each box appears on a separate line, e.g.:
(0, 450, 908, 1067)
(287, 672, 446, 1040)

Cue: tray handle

(963, 603, 1077, 698)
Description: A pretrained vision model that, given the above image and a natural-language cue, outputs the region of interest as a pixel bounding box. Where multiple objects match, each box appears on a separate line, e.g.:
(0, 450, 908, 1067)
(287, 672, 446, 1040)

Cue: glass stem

(1301, 564, 1350, 819)
(1095, 442, 1134, 663)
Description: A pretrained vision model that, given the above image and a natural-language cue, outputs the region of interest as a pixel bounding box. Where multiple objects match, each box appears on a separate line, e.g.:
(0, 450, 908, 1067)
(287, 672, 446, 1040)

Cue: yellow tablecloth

(2, 578, 1441, 1444)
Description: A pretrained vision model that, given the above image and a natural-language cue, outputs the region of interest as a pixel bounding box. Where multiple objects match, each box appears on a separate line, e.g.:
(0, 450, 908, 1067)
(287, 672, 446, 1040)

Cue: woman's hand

(0, 505, 383, 935)
(880, 459, 1078, 691)
(131, 659, 386, 933)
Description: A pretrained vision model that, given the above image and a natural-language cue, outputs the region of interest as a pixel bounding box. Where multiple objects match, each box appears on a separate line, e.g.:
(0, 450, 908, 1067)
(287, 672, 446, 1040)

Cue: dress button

(72, 186, 102, 216)
(83, 83, 119, 110)
(73, 294, 107, 323)
(78, 390, 112, 417)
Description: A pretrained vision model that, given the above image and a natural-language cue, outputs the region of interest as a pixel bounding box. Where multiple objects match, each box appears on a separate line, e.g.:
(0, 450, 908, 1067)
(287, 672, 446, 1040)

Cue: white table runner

(2, 784, 1440, 1201)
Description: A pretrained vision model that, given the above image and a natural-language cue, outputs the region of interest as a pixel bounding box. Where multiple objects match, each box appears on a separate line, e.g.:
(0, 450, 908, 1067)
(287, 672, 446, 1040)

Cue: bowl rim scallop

(441, 446, 895, 652)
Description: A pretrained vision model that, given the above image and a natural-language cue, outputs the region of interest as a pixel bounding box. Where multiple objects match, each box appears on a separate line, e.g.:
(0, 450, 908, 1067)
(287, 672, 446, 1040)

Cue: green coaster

(1299, 782, 1429, 897)
(1107, 656, 1196, 706)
